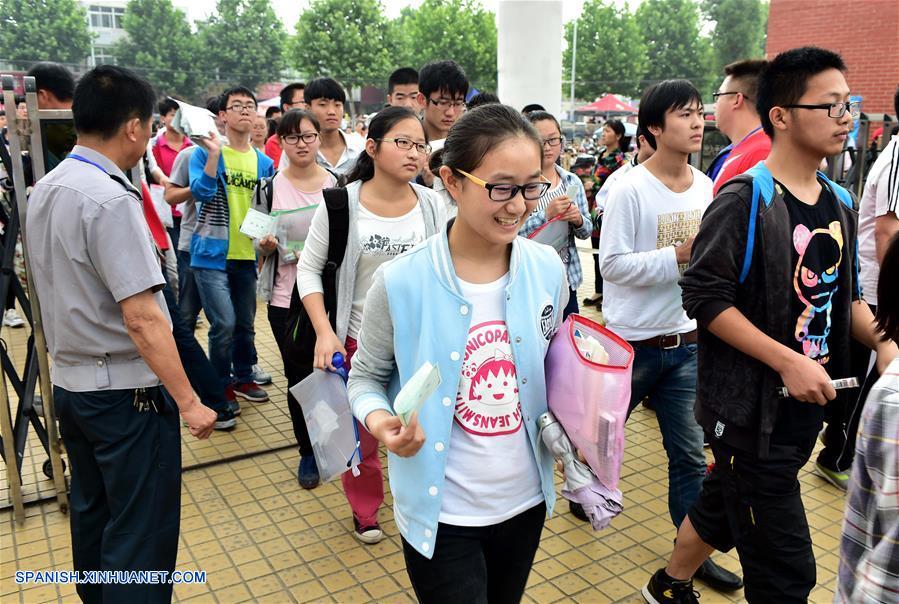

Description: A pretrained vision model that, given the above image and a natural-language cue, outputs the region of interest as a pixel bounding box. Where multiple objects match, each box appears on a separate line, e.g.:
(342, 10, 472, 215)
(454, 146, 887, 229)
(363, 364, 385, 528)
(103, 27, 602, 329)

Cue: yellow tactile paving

(1, 250, 847, 602)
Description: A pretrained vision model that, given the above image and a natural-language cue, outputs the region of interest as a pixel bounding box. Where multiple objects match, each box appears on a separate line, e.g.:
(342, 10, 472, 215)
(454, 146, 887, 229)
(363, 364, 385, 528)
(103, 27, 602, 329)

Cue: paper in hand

(395, 362, 442, 426)
(239, 208, 277, 240)
(168, 97, 219, 140)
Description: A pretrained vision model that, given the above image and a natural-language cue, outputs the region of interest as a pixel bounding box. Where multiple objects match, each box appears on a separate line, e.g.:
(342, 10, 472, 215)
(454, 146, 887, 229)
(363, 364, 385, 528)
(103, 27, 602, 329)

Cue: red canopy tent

(575, 94, 638, 115)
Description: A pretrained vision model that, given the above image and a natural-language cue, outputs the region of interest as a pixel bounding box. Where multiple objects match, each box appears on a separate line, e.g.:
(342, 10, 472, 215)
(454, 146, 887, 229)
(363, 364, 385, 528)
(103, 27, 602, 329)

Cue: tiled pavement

(1, 250, 848, 603)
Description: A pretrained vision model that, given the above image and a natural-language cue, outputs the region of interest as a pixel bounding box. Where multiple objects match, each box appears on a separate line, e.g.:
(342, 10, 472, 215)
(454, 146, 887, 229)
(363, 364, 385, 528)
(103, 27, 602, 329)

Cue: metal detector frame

(0, 75, 69, 521)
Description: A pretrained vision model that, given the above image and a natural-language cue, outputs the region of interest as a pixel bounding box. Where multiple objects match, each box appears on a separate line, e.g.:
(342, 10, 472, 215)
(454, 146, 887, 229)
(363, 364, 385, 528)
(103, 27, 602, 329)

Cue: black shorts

(688, 437, 817, 603)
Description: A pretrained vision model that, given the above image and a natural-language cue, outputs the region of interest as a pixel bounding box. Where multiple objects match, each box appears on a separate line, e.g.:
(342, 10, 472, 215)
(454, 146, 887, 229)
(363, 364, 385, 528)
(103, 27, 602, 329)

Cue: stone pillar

(497, 0, 564, 115)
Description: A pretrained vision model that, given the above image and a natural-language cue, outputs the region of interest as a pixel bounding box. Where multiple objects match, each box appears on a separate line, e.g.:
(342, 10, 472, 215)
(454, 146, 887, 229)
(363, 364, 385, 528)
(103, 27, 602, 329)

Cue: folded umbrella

(538, 411, 623, 530)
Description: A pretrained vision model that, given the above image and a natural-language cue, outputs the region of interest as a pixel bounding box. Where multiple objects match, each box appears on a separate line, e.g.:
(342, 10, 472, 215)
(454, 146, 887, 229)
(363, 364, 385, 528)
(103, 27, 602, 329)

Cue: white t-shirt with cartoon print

(439, 273, 544, 526)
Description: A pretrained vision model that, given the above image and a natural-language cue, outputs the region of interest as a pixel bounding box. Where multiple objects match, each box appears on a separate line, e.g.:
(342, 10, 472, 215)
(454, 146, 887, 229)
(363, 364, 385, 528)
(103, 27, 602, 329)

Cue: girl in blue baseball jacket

(348, 104, 569, 603)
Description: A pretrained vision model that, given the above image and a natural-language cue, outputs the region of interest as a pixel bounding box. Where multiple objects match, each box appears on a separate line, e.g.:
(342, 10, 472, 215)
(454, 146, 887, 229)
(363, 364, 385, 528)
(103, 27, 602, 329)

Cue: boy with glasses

(709, 59, 771, 194)
(189, 86, 274, 406)
(642, 47, 895, 604)
(417, 60, 469, 150)
(599, 79, 743, 597)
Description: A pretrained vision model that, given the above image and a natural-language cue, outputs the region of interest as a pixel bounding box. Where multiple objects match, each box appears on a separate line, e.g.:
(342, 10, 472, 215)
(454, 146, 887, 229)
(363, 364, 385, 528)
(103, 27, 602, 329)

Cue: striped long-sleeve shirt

(519, 164, 592, 290)
(836, 357, 899, 603)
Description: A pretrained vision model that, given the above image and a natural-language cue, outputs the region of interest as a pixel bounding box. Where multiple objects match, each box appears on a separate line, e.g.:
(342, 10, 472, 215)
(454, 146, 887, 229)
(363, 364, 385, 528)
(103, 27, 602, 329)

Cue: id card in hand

(240, 208, 277, 239)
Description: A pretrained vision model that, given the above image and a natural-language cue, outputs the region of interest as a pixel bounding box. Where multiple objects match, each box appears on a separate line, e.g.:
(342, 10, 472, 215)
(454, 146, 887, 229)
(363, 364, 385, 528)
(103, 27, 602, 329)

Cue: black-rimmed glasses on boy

(377, 137, 432, 155)
(282, 132, 319, 145)
(781, 101, 861, 119)
(712, 91, 749, 101)
(541, 136, 564, 147)
(455, 169, 551, 201)
(226, 102, 257, 113)
(426, 97, 467, 111)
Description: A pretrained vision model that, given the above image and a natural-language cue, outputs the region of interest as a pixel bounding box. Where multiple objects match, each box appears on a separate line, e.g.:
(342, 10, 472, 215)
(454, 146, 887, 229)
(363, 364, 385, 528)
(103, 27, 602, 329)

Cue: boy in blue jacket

(189, 86, 274, 403)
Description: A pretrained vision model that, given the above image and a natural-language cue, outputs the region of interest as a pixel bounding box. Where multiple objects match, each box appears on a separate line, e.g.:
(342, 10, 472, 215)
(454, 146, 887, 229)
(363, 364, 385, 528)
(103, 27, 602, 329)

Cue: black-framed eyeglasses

(712, 91, 749, 101)
(282, 132, 319, 145)
(427, 97, 467, 111)
(378, 137, 431, 155)
(541, 136, 564, 147)
(226, 102, 257, 113)
(456, 169, 551, 201)
(782, 101, 860, 119)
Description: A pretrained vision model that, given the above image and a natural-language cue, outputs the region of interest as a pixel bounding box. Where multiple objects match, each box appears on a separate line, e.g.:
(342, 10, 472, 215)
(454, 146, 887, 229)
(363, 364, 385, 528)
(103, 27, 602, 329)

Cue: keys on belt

(133, 387, 159, 413)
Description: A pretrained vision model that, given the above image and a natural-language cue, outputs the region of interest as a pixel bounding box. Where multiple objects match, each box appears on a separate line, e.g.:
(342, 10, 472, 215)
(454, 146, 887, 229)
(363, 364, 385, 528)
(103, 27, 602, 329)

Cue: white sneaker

(252, 364, 272, 385)
(3, 308, 24, 328)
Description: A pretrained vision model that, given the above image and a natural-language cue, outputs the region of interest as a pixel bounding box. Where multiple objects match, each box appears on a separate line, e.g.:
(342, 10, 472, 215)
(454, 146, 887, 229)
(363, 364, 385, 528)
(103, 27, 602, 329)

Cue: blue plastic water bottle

(331, 352, 349, 383)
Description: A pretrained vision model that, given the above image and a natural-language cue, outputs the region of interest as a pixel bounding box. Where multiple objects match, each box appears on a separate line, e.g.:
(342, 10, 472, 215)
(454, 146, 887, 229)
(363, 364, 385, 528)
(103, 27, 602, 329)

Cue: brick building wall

(766, 0, 899, 116)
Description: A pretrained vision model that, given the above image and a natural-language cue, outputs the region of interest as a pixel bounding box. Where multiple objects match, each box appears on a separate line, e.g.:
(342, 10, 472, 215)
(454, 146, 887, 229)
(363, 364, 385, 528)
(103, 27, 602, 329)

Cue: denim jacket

(347, 229, 569, 558)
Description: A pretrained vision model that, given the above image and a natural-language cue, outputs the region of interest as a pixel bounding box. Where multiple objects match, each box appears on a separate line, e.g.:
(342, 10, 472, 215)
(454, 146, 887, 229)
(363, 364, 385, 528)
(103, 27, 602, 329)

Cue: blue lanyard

(68, 153, 109, 175)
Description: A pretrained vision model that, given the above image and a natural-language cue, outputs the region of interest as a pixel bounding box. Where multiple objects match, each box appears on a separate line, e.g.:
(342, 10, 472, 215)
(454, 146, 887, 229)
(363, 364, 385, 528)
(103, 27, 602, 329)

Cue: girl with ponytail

(348, 104, 569, 602)
(295, 106, 445, 544)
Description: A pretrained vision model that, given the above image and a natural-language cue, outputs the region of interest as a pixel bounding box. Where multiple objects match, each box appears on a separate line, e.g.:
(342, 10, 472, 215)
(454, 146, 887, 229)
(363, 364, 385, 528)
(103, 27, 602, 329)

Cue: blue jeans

(161, 279, 228, 412)
(177, 250, 202, 330)
(627, 341, 706, 528)
(193, 260, 257, 387)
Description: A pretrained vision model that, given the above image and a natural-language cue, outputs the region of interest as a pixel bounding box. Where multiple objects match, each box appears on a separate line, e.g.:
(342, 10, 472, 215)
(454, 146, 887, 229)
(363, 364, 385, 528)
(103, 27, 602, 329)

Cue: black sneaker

(214, 408, 237, 430)
(642, 568, 699, 604)
(297, 456, 320, 489)
(352, 517, 383, 544)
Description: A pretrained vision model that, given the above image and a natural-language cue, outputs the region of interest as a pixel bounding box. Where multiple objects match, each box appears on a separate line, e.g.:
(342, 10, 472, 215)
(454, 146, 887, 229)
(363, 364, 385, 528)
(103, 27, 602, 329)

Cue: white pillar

(497, 0, 563, 116)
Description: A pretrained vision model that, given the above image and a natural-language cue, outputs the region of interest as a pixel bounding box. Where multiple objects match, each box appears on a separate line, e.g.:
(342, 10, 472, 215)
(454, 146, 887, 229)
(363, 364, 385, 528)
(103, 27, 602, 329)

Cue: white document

(395, 362, 442, 426)
(169, 97, 219, 140)
(239, 208, 277, 240)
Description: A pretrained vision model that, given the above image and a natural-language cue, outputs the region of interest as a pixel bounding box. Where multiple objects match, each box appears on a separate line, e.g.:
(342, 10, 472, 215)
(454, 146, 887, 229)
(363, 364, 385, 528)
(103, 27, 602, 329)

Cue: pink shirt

(152, 131, 192, 218)
(270, 170, 338, 308)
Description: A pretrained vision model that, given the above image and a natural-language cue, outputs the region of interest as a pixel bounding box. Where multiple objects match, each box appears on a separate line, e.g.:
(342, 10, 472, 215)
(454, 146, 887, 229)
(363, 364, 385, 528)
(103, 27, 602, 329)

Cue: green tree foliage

(114, 0, 200, 98)
(292, 0, 394, 89)
(196, 0, 286, 91)
(394, 0, 497, 90)
(562, 0, 647, 99)
(702, 0, 768, 74)
(0, 0, 92, 68)
(636, 0, 715, 94)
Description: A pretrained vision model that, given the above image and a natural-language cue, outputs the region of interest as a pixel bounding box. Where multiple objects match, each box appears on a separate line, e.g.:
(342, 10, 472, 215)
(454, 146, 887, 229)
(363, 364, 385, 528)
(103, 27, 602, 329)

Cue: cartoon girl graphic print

(455, 320, 523, 436)
(792, 220, 843, 364)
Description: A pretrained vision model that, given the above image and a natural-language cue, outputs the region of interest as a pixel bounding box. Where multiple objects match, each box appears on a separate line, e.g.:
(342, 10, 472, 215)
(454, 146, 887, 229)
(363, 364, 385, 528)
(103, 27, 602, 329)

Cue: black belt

(629, 330, 697, 349)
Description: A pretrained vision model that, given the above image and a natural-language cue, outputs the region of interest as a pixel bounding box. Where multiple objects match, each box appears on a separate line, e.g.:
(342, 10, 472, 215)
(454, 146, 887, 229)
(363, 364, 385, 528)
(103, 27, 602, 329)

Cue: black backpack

(282, 186, 350, 384)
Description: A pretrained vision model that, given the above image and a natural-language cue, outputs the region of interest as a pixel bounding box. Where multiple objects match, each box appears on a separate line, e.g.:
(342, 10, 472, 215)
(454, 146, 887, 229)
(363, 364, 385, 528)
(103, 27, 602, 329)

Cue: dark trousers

(55, 386, 180, 604)
(162, 279, 227, 412)
(267, 304, 313, 456)
(401, 503, 545, 604)
(177, 250, 202, 331)
(687, 437, 818, 603)
(591, 216, 603, 294)
(562, 288, 579, 319)
(818, 302, 877, 471)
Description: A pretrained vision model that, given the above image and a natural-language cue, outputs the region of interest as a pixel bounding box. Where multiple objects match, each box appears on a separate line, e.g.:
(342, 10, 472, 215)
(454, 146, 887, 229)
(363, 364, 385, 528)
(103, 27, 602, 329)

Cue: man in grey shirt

(25, 65, 215, 603)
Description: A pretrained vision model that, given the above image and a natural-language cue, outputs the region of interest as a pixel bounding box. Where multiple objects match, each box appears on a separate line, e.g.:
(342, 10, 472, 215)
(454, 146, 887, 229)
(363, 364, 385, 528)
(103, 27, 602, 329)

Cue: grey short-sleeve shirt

(25, 145, 169, 392)
(169, 146, 197, 253)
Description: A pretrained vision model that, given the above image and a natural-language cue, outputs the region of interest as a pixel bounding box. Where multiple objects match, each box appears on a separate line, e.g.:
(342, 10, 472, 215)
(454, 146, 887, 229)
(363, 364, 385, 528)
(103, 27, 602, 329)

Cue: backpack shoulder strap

(738, 162, 774, 284)
(323, 187, 350, 268)
(324, 167, 348, 188)
(258, 174, 276, 213)
(816, 170, 854, 210)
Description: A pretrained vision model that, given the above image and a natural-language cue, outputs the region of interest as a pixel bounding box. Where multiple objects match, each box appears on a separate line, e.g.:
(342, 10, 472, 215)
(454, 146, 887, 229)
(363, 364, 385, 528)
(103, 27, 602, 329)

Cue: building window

(89, 6, 125, 29)
(93, 46, 117, 65)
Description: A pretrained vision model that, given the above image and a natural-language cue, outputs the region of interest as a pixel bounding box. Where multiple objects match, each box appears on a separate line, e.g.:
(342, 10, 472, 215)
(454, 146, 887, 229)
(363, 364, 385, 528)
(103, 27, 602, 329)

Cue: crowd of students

(5, 45, 899, 604)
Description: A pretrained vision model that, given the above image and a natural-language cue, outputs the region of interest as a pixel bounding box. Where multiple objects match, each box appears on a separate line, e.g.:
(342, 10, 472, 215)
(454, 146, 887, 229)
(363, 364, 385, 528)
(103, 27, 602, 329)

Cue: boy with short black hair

(642, 46, 897, 604)
(25, 61, 75, 109)
(417, 60, 469, 147)
(264, 82, 305, 167)
(189, 86, 274, 406)
(387, 67, 419, 111)
(599, 80, 742, 598)
(301, 77, 362, 174)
